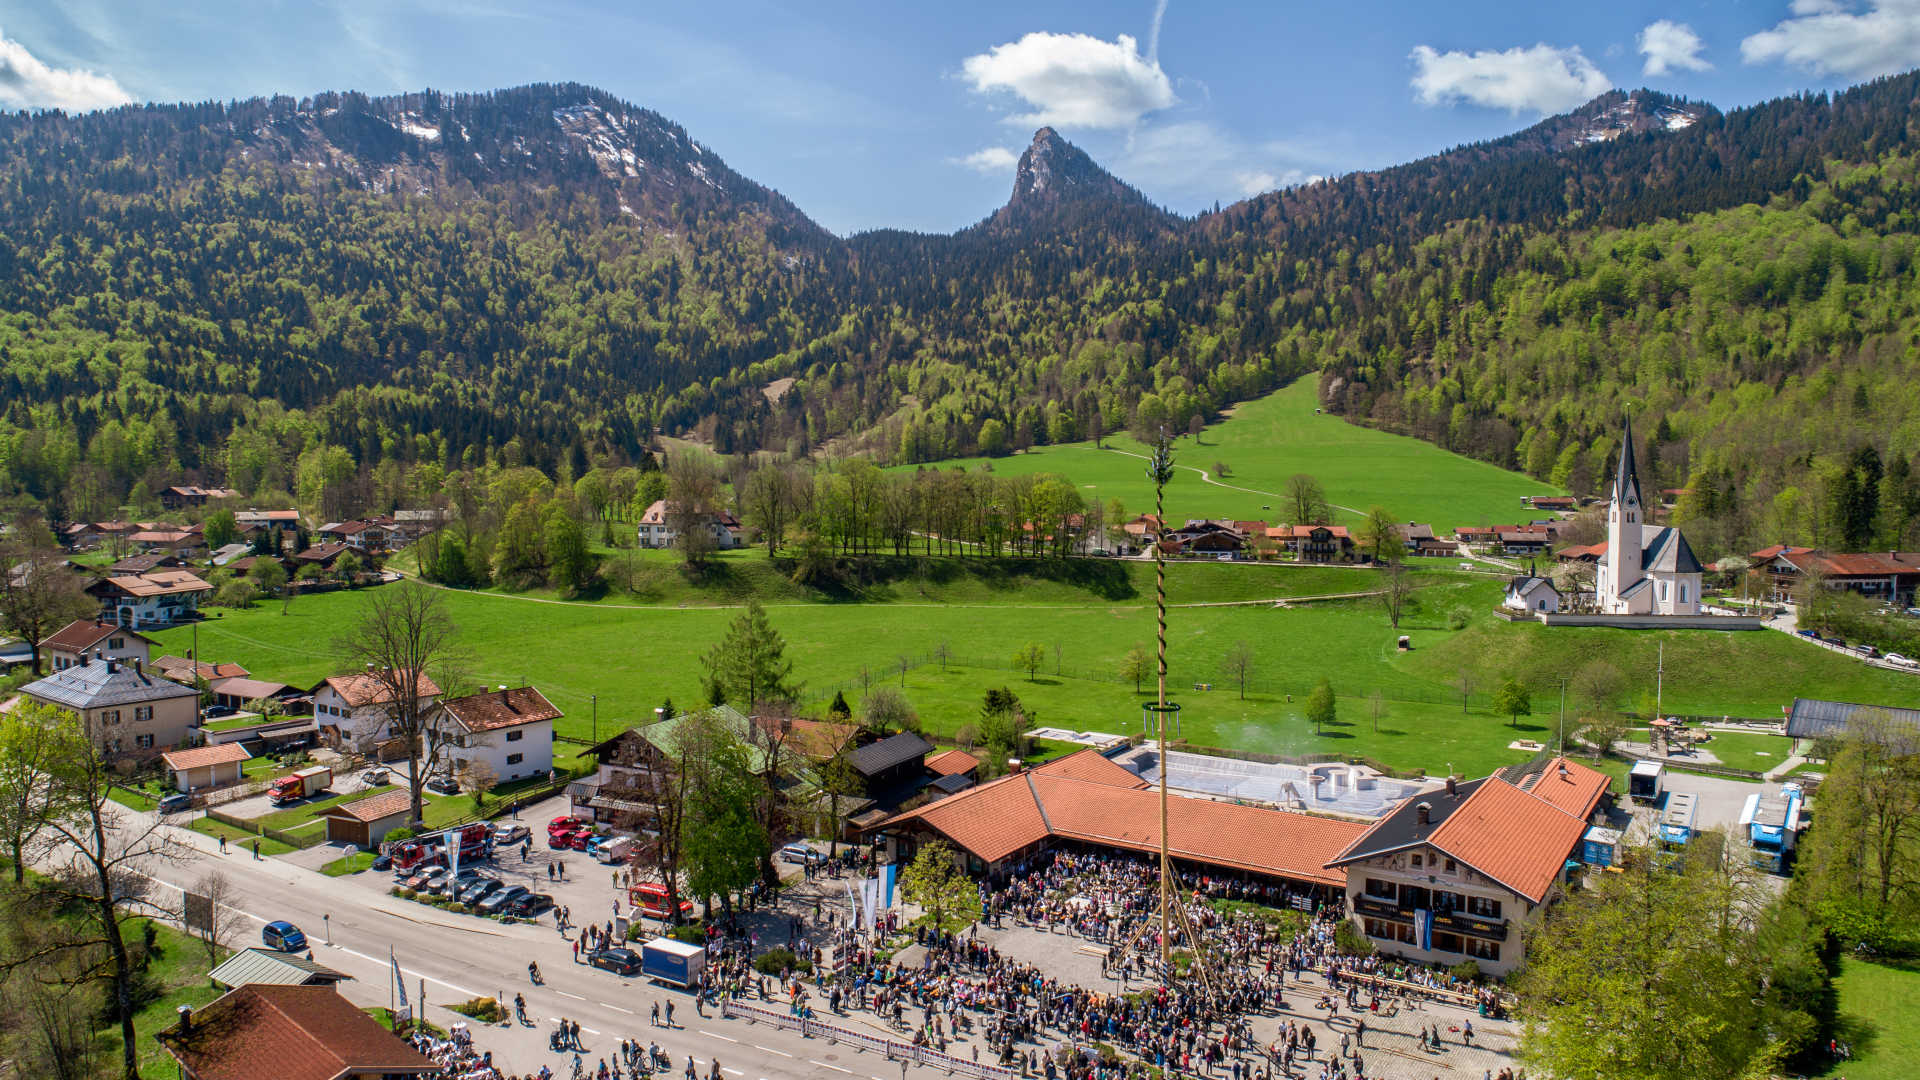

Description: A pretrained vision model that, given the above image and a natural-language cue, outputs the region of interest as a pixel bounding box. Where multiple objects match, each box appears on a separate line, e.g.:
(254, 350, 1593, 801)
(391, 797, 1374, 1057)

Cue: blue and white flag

(444, 827, 460, 881)
(1414, 909, 1433, 952)
(391, 948, 408, 1009)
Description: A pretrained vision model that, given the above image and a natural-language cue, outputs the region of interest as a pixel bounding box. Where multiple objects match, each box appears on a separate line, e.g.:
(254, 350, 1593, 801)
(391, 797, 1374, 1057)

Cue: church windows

(1680, 583, 1688, 604)
(1660, 580, 1669, 602)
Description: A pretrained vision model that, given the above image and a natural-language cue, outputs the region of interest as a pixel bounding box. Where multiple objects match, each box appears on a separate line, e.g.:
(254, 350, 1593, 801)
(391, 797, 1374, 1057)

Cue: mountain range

(4, 74, 1920, 555)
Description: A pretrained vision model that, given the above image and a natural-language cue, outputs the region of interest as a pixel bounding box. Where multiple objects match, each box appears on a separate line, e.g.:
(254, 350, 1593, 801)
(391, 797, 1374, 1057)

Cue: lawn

(107, 784, 160, 812)
(129, 919, 232, 1077)
(1820, 957, 1920, 1079)
(883, 378, 1558, 528)
(188, 817, 298, 857)
(1700, 730, 1795, 772)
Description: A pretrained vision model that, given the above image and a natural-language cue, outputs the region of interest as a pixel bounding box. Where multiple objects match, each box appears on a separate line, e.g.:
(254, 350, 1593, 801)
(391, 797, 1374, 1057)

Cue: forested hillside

(5, 73, 1920, 557)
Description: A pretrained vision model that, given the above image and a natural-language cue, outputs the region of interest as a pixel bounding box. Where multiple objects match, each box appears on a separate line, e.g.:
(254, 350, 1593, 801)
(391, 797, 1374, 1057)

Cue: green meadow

(151, 557, 1906, 781)
(884, 378, 1558, 528)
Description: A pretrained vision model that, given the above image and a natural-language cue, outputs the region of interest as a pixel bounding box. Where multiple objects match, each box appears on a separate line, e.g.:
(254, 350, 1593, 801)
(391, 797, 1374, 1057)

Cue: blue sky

(4, 1, 1917, 234)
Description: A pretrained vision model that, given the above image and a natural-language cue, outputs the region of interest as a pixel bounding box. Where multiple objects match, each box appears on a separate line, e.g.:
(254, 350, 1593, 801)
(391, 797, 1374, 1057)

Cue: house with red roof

(1324, 755, 1611, 977)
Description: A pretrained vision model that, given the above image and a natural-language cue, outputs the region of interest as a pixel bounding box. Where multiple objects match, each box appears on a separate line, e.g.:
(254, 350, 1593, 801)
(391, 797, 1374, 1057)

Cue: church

(1594, 421, 1705, 615)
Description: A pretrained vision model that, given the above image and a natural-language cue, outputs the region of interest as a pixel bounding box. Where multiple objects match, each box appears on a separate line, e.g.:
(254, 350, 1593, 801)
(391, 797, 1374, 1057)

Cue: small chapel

(1595, 419, 1705, 615)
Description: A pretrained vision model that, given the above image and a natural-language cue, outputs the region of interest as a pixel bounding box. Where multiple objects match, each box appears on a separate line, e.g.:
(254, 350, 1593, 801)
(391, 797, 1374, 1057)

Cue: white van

(591, 836, 633, 864)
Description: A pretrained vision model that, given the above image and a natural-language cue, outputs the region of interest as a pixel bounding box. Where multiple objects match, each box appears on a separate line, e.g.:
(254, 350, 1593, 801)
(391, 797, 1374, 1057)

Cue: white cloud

(1110, 120, 1322, 199)
(1233, 170, 1279, 196)
(0, 30, 132, 112)
(961, 31, 1175, 129)
(1741, 0, 1920, 79)
(1409, 42, 1612, 115)
(1639, 20, 1712, 76)
(957, 147, 1020, 175)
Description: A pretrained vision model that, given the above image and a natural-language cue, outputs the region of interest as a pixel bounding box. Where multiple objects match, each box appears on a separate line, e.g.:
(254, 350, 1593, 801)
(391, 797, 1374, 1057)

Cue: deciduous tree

(333, 582, 465, 827)
(1493, 678, 1532, 729)
(1219, 640, 1256, 699)
(900, 840, 976, 930)
(1305, 677, 1336, 734)
(0, 546, 98, 675)
(1012, 642, 1046, 681)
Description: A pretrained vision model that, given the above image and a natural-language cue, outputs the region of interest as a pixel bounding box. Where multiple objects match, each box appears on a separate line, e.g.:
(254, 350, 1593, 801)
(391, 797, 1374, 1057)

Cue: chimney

(1445, 776, 1457, 797)
(176, 1004, 191, 1036)
(365, 663, 375, 673)
(1008, 758, 1024, 774)
(1416, 802, 1431, 826)
(1558, 762, 1570, 781)
(499, 684, 510, 703)
(78, 652, 89, 667)
(106, 657, 118, 674)
(133, 659, 143, 676)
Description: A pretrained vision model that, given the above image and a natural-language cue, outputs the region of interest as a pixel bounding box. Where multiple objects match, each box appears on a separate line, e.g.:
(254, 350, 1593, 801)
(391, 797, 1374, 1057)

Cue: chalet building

(636, 500, 745, 550)
(874, 749, 1365, 886)
(311, 670, 442, 752)
(155, 985, 434, 1079)
(425, 685, 561, 784)
(1527, 496, 1578, 512)
(63, 521, 139, 549)
(1754, 548, 1920, 607)
(44, 620, 155, 671)
(159, 486, 242, 511)
(88, 570, 214, 628)
(317, 517, 395, 551)
(1326, 756, 1611, 978)
(160, 743, 251, 794)
(1395, 523, 1434, 552)
(17, 653, 202, 757)
(154, 656, 251, 686)
(1270, 525, 1353, 563)
(1117, 515, 1165, 555)
(1554, 542, 1606, 566)
(1163, 520, 1251, 555)
(108, 552, 187, 574)
(1497, 532, 1551, 557)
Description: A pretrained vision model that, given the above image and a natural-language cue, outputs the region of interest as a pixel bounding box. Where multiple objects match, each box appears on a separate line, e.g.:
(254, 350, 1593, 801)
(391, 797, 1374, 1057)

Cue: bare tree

(1368, 688, 1388, 733)
(0, 546, 99, 675)
(895, 654, 913, 687)
(1451, 669, 1478, 714)
(456, 758, 499, 811)
(190, 870, 250, 973)
(742, 464, 799, 555)
(1285, 474, 1329, 526)
(1219, 640, 1257, 700)
(333, 582, 465, 827)
(1379, 560, 1415, 629)
(813, 739, 865, 859)
(666, 452, 722, 567)
(5, 701, 198, 1079)
(931, 639, 953, 674)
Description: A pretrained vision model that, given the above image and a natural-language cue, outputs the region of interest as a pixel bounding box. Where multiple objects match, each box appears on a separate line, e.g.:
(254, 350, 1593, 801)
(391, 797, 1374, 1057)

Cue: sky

(4, 1, 1919, 235)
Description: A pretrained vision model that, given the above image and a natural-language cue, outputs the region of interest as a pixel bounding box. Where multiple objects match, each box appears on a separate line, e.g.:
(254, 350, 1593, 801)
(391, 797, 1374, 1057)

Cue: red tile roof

(1503, 757, 1611, 820)
(440, 685, 562, 731)
(155, 984, 433, 1080)
(313, 670, 441, 708)
(877, 749, 1364, 887)
(43, 620, 154, 654)
(924, 749, 981, 777)
(160, 743, 253, 771)
(1423, 777, 1588, 903)
(316, 788, 414, 823)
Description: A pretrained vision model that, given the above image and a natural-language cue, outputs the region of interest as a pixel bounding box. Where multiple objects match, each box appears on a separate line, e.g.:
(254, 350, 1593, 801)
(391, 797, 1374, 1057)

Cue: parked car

(436, 870, 481, 898)
(425, 774, 460, 796)
(505, 892, 555, 917)
(567, 831, 596, 852)
(588, 947, 643, 975)
(547, 815, 587, 838)
(491, 824, 530, 846)
(262, 921, 306, 952)
(549, 827, 587, 850)
(157, 792, 193, 815)
(202, 705, 236, 719)
(370, 851, 393, 872)
(778, 843, 816, 865)
(1886, 652, 1919, 668)
(458, 878, 503, 906)
(476, 885, 531, 915)
(1795, 629, 1819, 639)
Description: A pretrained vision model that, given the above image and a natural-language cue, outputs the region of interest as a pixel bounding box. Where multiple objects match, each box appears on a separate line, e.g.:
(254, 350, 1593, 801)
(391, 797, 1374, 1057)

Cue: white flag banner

(391, 948, 408, 1009)
(444, 827, 459, 882)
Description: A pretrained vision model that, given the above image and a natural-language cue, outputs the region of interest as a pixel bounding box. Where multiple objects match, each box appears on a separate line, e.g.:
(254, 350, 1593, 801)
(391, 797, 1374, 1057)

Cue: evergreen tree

(699, 599, 800, 711)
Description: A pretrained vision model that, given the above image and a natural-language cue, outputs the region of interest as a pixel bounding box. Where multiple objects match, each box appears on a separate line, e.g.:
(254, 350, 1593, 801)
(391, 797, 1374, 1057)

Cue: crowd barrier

(721, 999, 1014, 1080)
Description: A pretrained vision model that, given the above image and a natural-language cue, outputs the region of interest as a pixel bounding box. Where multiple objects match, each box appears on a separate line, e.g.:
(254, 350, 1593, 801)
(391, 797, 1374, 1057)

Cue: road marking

(811, 1062, 852, 1074)
(754, 1046, 794, 1057)
(558, 991, 585, 1000)
(703, 1031, 739, 1042)
(331, 946, 480, 997)
(603, 1003, 633, 1013)
(584, 1027, 601, 1035)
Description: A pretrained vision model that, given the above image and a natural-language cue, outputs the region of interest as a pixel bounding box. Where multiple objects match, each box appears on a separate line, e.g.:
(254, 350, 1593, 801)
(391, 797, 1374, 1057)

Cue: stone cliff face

(992, 127, 1160, 228)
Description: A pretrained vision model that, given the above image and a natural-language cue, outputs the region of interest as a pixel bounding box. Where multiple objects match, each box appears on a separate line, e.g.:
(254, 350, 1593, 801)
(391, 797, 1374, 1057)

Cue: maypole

(1144, 429, 1179, 978)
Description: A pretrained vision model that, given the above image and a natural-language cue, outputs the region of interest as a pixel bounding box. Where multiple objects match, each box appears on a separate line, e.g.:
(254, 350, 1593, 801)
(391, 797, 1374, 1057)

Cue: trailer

(1743, 783, 1804, 874)
(268, 766, 332, 806)
(640, 937, 706, 987)
(1581, 825, 1624, 868)
(1628, 760, 1666, 804)
(1658, 792, 1699, 848)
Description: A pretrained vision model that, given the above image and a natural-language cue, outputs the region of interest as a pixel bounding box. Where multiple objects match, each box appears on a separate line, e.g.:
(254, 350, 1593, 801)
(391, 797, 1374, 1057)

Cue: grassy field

(884, 378, 1557, 527)
(149, 562, 1914, 782)
(128, 919, 232, 1077)
(1820, 957, 1920, 1079)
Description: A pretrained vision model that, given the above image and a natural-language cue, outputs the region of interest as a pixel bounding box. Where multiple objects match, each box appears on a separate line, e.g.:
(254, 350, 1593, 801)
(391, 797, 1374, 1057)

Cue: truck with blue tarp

(1740, 783, 1803, 874)
(1658, 792, 1698, 847)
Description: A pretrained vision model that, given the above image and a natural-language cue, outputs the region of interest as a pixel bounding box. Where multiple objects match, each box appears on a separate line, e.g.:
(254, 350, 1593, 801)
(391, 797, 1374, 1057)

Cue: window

(1466, 938, 1500, 962)
(101, 710, 121, 726)
(1433, 890, 1465, 912)
(1364, 878, 1397, 900)
(506, 730, 523, 742)
(135, 707, 153, 722)
(109, 637, 124, 649)
(1680, 583, 1688, 604)
(1467, 895, 1502, 919)
(1410, 854, 1422, 869)
(506, 753, 524, 765)
(1363, 918, 1400, 941)
(1660, 580, 1669, 602)
(1444, 858, 1457, 874)
(1432, 932, 1463, 954)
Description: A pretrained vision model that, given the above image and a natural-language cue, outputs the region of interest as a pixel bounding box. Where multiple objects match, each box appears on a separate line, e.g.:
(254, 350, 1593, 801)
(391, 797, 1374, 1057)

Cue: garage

(314, 788, 413, 848)
(160, 743, 252, 794)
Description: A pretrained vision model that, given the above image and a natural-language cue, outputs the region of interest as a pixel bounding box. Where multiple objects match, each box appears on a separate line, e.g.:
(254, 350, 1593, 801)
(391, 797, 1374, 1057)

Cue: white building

(310, 670, 442, 752)
(43, 620, 156, 672)
(1595, 422, 1704, 615)
(1502, 576, 1560, 613)
(86, 570, 214, 628)
(635, 500, 744, 550)
(425, 685, 560, 785)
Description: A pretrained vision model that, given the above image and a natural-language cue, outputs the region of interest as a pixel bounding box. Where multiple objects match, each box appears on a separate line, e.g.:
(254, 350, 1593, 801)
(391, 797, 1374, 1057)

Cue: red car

(547, 816, 587, 840)
(567, 829, 597, 851)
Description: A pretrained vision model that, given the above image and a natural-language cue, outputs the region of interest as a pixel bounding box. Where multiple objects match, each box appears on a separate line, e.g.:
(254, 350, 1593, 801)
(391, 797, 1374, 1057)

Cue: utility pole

(1558, 675, 1568, 754)
(592, 694, 598, 744)
(1656, 643, 1665, 718)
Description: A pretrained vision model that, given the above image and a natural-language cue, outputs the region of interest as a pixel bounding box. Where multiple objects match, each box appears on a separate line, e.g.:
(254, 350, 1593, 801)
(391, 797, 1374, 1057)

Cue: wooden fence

(204, 808, 326, 850)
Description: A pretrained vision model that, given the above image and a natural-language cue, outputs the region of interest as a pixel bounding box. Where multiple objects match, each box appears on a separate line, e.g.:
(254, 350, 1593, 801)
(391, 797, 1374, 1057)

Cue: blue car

(263, 921, 307, 952)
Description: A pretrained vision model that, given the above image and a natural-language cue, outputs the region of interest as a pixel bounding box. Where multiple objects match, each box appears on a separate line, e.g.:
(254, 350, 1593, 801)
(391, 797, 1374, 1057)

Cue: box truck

(268, 766, 332, 806)
(640, 938, 706, 987)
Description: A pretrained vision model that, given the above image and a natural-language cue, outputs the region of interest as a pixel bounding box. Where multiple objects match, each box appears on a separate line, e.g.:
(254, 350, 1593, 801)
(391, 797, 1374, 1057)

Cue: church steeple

(1613, 415, 1642, 512)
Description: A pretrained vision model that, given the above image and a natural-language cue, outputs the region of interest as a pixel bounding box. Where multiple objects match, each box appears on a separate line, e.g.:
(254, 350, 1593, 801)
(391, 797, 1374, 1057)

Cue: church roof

(1643, 527, 1703, 575)
(1614, 416, 1641, 505)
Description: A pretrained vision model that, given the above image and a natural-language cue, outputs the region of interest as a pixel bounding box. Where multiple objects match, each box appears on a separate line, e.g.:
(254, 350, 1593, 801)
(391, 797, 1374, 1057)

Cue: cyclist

(529, 960, 542, 984)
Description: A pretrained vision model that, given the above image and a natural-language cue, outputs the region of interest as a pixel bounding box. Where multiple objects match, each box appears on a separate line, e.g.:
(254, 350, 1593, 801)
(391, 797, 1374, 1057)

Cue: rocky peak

(998, 127, 1154, 223)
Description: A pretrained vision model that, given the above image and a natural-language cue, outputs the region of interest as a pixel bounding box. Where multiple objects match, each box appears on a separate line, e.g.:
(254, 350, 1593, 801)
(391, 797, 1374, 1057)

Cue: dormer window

(1411, 854, 1423, 869)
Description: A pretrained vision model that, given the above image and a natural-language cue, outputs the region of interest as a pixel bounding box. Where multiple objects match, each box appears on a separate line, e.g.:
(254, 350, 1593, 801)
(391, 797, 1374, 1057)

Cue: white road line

(703, 1031, 739, 1042)
(754, 1046, 794, 1057)
(603, 1003, 633, 1013)
(331, 946, 480, 997)
(584, 1027, 601, 1035)
(811, 1062, 852, 1074)
(724, 1071, 744, 1076)
(558, 991, 586, 1000)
